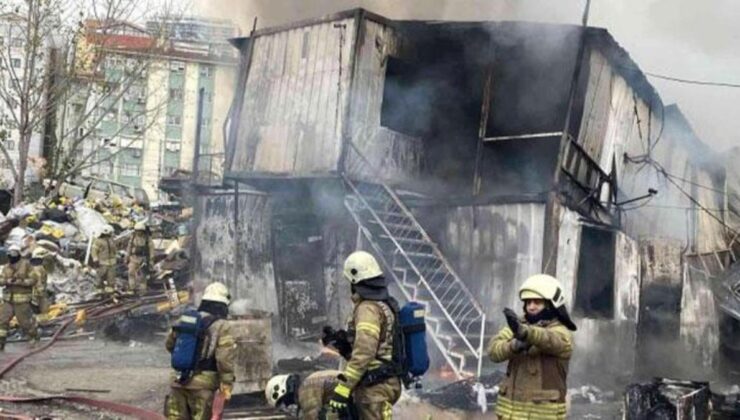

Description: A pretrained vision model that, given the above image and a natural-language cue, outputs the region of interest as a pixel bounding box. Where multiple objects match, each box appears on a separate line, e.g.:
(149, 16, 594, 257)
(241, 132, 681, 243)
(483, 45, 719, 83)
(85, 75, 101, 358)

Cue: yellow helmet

(265, 374, 291, 407)
(202, 282, 230, 305)
(343, 251, 383, 284)
(519, 274, 566, 308)
(134, 221, 147, 231)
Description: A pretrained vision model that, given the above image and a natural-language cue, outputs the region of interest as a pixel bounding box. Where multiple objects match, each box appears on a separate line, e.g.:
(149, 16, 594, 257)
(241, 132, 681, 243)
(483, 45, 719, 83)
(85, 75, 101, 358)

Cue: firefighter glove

(510, 338, 530, 353)
(220, 383, 233, 401)
(503, 307, 526, 339)
(329, 383, 351, 413)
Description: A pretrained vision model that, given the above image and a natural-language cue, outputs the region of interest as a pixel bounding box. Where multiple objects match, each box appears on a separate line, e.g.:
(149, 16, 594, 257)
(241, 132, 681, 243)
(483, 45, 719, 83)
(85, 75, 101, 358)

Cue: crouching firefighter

(325, 251, 407, 420)
(265, 370, 356, 420)
(489, 274, 577, 420)
(165, 282, 236, 420)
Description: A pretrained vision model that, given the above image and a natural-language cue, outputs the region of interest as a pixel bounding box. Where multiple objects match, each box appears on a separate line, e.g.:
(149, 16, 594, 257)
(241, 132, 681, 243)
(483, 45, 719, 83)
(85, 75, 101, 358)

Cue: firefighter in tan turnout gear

(265, 370, 344, 419)
(489, 274, 578, 420)
(165, 282, 236, 420)
(91, 225, 117, 294)
(326, 251, 402, 420)
(0, 245, 39, 350)
(29, 247, 50, 315)
(126, 221, 154, 295)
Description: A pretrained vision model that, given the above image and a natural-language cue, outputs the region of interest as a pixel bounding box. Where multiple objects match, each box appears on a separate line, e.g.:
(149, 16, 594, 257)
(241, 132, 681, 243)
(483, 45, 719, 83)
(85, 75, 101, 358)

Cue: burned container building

(192, 9, 733, 383)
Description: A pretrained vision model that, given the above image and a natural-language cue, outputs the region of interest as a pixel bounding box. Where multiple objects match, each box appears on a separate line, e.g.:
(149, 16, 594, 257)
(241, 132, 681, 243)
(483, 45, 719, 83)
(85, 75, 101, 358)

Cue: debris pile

(624, 378, 712, 420)
(0, 193, 192, 305)
(418, 371, 505, 412)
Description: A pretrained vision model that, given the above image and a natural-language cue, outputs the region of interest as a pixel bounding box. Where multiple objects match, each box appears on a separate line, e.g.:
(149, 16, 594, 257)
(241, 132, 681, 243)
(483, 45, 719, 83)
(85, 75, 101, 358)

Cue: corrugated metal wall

(578, 49, 725, 254)
(556, 208, 641, 383)
(194, 190, 278, 314)
(681, 261, 720, 370)
(231, 17, 356, 175)
(344, 19, 423, 183)
(436, 203, 545, 319)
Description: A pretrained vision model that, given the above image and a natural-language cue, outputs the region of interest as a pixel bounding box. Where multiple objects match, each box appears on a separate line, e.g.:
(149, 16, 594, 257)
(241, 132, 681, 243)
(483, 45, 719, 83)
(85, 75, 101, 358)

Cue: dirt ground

(0, 335, 171, 418)
(0, 333, 626, 419)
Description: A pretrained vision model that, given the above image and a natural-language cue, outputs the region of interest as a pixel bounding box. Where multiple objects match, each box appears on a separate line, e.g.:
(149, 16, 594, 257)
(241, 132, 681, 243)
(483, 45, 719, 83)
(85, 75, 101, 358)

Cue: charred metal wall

(193, 189, 278, 314)
(577, 46, 725, 253)
(344, 19, 423, 184)
(635, 239, 685, 377)
(419, 202, 545, 320)
(556, 208, 641, 386)
(681, 258, 720, 373)
(230, 16, 357, 175)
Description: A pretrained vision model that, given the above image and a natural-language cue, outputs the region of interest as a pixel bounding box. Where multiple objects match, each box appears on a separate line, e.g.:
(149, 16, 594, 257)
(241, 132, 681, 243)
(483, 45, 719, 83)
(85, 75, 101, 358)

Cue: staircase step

(379, 235, 430, 246)
(373, 210, 408, 219)
(367, 220, 415, 231)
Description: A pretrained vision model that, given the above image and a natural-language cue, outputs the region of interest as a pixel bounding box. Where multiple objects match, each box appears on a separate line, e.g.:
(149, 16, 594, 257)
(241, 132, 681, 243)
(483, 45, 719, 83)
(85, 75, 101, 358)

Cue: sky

(194, 0, 740, 153)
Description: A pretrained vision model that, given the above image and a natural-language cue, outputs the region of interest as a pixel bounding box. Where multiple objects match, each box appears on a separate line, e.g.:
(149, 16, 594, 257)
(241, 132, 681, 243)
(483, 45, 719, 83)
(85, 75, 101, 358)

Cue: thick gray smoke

(195, 0, 739, 152)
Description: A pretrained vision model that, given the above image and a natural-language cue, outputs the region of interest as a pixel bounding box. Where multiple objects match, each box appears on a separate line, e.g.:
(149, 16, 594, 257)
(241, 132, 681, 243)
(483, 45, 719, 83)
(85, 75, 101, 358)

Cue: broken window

(574, 226, 615, 319)
(380, 57, 428, 137)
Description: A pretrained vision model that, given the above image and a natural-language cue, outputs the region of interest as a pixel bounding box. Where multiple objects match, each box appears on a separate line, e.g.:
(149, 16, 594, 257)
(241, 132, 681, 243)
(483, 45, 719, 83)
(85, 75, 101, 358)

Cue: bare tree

(0, 0, 184, 205)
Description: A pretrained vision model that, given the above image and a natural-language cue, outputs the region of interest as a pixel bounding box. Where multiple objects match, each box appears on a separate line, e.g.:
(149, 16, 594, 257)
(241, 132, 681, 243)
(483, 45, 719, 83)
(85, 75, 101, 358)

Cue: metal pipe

(483, 131, 564, 142)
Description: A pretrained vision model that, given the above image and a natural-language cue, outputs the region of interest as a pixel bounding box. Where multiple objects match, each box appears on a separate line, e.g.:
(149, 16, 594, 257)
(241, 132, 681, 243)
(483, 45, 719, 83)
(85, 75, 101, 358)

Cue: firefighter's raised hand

(503, 308, 525, 339)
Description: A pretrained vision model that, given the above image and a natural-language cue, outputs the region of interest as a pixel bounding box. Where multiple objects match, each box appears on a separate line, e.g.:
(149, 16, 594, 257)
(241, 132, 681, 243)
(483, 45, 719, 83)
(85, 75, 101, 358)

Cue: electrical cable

(644, 72, 740, 89)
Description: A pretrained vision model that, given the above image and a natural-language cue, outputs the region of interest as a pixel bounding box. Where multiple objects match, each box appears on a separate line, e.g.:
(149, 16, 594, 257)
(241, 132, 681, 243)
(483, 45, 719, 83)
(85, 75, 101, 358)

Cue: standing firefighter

(489, 274, 577, 420)
(0, 245, 39, 349)
(165, 282, 235, 420)
(265, 370, 348, 420)
(126, 221, 153, 295)
(91, 225, 117, 294)
(326, 251, 402, 420)
(30, 247, 50, 315)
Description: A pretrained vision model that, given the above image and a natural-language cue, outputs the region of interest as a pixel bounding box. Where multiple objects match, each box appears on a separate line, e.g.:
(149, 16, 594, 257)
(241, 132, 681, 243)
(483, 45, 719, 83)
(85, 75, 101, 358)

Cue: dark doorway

(270, 183, 327, 339)
(574, 226, 616, 318)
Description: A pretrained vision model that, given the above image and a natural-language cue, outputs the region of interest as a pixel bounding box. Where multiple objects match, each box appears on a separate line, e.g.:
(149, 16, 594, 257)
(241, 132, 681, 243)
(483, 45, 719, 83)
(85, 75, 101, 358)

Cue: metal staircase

(343, 177, 487, 378)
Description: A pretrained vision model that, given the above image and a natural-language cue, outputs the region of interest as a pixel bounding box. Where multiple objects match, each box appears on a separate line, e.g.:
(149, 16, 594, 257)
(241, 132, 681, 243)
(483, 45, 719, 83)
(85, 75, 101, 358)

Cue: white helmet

(99, 225, 114, 236)
(202, 282, 230, 305)
(265, 374, 291, 407)
(32, 247, 49, 259)
(7, 244, 21, 256)
(519, 274, 566, 308)
(343, 251, 383, 284)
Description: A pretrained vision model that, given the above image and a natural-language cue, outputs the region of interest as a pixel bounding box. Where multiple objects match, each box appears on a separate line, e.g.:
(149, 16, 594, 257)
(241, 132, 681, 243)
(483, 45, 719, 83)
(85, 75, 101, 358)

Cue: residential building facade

(69, 19, 236, 201)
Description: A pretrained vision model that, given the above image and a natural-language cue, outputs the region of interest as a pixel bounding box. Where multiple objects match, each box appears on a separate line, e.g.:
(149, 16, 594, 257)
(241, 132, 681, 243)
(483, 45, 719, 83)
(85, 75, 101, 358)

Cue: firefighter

(327, 251, 402, 420)
(165, 282, 235, 420)
(0, 245, 39, 349)
(488, 274, 578, 420)
(90, 225, 117, 294)
(29, 247, 49, 315)
(265, 370, 347, 420)
(126, 221, 154, 295)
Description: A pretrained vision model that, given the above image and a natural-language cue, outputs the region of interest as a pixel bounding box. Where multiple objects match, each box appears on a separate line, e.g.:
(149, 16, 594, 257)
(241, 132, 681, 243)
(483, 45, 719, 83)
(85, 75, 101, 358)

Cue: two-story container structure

(193, 9, 732, 383)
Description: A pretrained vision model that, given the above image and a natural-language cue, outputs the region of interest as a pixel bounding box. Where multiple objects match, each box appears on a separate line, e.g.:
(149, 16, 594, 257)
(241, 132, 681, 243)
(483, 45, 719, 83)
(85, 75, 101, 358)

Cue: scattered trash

(569, 385, 617, 405)
(624, 378, 710, 420)
(419, 372, 504, 411)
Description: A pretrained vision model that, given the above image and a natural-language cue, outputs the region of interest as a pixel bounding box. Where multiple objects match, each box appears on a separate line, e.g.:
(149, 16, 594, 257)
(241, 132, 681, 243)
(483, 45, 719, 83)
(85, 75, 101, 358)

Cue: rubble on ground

(622, 377, 740, 419)
(417, 371, 505, 412)
(0, 193, 192, 304)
